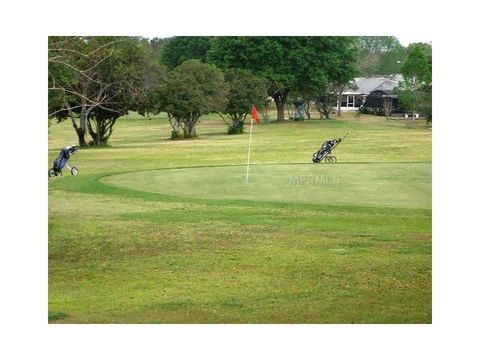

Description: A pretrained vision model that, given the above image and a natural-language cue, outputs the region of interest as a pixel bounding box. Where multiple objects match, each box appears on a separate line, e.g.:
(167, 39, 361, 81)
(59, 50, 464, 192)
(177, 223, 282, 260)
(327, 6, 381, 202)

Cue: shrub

(227, 121, 244, 134)
(360, 107, 385, 116)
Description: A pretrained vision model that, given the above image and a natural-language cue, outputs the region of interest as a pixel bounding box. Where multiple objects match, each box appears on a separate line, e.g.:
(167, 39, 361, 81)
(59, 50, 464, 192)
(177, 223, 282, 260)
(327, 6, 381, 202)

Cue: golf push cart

(312, 132, 349, 164)
(49, 145, 80, 177)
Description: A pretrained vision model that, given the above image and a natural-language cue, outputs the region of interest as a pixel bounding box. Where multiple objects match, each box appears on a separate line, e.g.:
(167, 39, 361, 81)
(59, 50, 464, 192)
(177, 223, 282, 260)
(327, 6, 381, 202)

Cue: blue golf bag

(49, 145, 79, 177)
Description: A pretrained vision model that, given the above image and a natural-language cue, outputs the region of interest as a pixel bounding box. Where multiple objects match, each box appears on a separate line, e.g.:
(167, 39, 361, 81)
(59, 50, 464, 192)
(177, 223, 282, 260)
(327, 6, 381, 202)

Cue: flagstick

(246, 116, 254, 184)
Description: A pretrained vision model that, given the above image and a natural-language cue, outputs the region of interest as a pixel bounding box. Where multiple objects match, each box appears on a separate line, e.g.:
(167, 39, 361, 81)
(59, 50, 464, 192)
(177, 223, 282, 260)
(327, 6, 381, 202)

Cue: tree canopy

(208, 36, 358, 121)
(398, 42, 432, 122)
(161, 36, 212, 69)
(49, 35, 426, 145)
(151, 59, 229, 138)
(221, 68, 267, 133)
(401, 43, 432, 84)
(48, 36, 159, 145)
(356, 36, 407, 76)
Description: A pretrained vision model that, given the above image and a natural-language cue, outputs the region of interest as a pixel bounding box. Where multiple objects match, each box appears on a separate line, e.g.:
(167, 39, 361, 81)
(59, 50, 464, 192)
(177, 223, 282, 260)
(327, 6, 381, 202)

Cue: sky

(396, 35, 432, 46)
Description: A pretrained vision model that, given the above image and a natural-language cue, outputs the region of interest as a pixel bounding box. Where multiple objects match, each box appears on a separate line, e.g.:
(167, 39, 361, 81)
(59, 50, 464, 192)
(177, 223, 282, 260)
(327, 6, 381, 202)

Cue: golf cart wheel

(71, 167, 79, 176)
(330, 156, 337, 163)
(48, 168, 56, 177)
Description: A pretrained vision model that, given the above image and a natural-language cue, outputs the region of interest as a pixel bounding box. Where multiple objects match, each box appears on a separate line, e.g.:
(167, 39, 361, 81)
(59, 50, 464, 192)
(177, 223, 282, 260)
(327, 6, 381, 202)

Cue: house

(340, 75, 403, 112)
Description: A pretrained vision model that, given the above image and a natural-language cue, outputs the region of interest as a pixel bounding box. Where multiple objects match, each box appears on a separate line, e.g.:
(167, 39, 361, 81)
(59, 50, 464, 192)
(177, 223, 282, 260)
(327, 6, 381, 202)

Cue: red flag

(251, 105, 261, 124)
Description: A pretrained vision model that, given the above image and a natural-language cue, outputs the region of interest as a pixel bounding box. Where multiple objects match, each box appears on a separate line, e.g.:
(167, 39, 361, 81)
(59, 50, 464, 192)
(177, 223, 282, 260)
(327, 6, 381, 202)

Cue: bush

(261, 112, 270, 124)
(360, 107, 385, 116)
(227, 121, 244, 134)
(171, 130, 183, 139)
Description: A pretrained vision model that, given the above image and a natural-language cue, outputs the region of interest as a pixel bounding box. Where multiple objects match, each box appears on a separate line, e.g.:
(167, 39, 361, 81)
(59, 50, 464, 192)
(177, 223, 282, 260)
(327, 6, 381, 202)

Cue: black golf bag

(312, 132, 348, 163)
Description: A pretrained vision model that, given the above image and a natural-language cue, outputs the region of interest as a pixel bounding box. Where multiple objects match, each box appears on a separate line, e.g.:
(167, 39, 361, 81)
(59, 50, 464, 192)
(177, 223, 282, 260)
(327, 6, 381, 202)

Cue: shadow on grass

(48, 311, 69, 322)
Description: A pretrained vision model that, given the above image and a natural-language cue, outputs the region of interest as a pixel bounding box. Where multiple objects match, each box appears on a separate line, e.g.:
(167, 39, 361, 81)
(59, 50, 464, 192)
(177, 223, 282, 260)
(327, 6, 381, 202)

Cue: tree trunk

(183, 113, 200, 138)
(336, 92, 342, 117)
(383, 97, 392, 119)
(96, 119, 102, 145)
(273, 91, 288, 121)
(71, 117, 87, 146)
(80, 105, 94, 145)
(305, 101, 311, 120)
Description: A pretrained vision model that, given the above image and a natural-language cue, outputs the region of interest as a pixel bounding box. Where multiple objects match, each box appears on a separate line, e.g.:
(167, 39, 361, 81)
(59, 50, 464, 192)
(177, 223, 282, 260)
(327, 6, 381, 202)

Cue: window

(347, 95, 355, 107)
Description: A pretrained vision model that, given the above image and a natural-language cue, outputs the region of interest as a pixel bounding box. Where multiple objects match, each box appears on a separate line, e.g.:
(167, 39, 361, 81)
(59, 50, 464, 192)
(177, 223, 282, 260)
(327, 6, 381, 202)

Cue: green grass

(100, 162, 431, 209)
(48, 112, 431, 323)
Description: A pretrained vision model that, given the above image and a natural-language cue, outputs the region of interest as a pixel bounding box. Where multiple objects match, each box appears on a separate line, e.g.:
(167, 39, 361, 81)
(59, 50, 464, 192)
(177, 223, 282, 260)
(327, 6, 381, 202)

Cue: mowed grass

(101, 163, 431, 209)
(48, 112, 432, 323)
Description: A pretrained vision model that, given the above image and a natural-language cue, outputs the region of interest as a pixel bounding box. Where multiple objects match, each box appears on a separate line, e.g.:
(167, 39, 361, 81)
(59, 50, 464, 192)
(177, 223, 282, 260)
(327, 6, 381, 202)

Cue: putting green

(100, 163, 431, 209)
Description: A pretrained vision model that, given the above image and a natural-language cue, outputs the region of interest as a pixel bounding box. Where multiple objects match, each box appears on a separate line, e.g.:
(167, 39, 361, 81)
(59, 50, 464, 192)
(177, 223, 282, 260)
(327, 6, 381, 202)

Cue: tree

(356, 36, 407, 76)
(161, 36, 212, 69)
(151, 59, 228, 139)
(397, 88, 417, 127)
(208, 37, 292, 121)
(150, 37, 171, 60)
(208, 36, 358, 121)
(398, 42, 432, 124)
(322, 38, 358, 116)
(313, 84, 337, 119)
(296, 37, 357, 117)
(383, 96, 393, 118)
(220, 69, 267, 134)
(417, 84, 432, 123)
(402, 43, 432, 84)
(48, 36, 157, 146)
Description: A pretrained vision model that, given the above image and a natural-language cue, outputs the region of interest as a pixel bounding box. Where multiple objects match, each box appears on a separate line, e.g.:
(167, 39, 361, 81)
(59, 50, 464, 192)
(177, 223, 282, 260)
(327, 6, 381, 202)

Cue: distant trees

(50, 36, 415, 144)
(397, 43, 432, 123)
(150, 37, 171, 62)
(356, 36, 407, 76)
(402, 43, 432, 84)
(150, 60, 228, 139)
(48, 36, 159, 146)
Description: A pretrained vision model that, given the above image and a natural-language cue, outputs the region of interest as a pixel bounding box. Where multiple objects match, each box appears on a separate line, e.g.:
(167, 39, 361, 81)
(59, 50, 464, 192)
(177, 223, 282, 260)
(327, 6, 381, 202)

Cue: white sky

(396, 35, 432, 46)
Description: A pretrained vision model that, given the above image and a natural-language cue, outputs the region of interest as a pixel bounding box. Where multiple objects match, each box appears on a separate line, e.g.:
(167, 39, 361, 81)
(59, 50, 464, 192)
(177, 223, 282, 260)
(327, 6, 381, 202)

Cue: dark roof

(345, 75, 403, 95)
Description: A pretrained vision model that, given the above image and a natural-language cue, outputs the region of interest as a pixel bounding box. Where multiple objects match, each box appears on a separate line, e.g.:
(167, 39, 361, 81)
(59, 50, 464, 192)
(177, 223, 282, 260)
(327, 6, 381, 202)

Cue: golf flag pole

(246, 115, 254, 184)
(246, 105, 261, 184)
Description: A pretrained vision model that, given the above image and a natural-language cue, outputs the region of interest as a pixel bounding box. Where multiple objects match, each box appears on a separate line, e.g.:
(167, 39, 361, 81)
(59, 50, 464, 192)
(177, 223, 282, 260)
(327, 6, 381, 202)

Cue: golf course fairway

(49, 113, 432, 324)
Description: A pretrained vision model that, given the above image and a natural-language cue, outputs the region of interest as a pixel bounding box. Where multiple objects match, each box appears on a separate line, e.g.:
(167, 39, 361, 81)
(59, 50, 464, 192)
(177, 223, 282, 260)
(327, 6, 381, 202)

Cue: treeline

(48, 36, 431, 146)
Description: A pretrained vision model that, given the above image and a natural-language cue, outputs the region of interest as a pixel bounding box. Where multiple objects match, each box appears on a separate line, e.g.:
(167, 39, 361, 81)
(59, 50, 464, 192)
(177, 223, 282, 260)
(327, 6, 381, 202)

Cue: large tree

(150, 59, 229, 139)
(160, 36, 212, 69)
(294, 37, 357, 117)
(208, 37, 292, 121)
(220, 68, 267, 134)
(48, 36, 158, 146)
(319, 37, 358, 116)
(208, 36, 358, 121)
